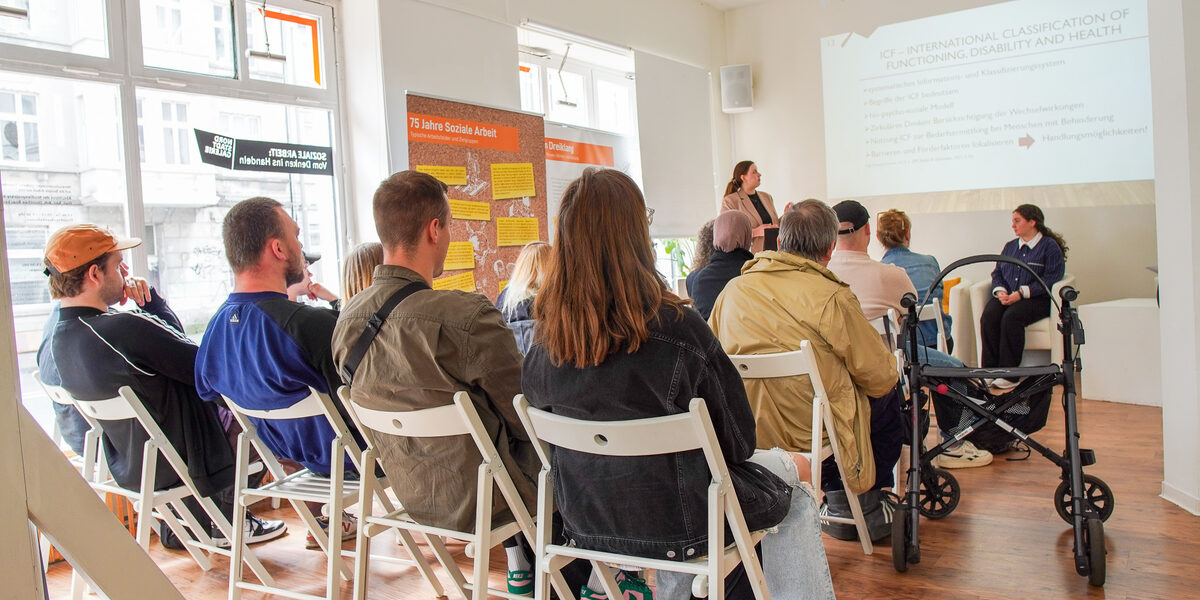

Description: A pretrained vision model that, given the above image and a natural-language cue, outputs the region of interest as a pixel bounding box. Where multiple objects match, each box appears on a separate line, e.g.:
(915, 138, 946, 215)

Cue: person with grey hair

(686, 211, 754, 319)
(710, 199, 906, 544)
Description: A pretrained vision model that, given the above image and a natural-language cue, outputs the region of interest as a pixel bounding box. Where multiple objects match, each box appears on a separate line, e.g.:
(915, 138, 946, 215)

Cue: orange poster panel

(544, 138, 615, 166)
(408, 113, 520, 153)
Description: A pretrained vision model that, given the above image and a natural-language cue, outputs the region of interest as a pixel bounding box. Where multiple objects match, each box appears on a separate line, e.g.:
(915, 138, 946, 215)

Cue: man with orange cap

(42, 224, 285, 549)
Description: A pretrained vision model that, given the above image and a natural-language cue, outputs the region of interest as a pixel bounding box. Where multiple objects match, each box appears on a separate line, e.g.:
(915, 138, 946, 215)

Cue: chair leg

(822, 403, 873, 555)
(162, 499, 211, 570)
(844, 487, 873, 555)
(229, 434, 250, 600)
(328, 439, 346, 597)
(472, 466, 492, 600)
(427, 534, 468, 599)
(353, 463, 377, 600)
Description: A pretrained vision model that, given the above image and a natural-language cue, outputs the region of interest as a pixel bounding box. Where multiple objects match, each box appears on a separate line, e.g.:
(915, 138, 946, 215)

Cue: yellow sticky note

(497, 217, 540, 247)
(499, 280, 509, 292)
(432, 271, 476, 292)
(491, 162, 536, 200)
(449, 198, 491, 221)
(416, 165, 467, 185)
(443, 241, 475, 271)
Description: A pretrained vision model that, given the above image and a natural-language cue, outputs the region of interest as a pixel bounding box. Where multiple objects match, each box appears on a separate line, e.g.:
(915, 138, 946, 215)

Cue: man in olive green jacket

(709, 200, 901, 497)
(331, 171, 538, 538)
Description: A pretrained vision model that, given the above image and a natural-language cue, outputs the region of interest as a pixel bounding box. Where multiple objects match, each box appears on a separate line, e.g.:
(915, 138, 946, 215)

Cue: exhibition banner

(194, 129, 333, 176)
(406, 93, 548, 301)
(543, 122, 640, 237)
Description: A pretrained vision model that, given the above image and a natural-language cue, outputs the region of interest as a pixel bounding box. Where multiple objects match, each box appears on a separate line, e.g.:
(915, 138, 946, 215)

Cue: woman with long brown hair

(523, 168, 834, 600)
(721, 160, 778, 252)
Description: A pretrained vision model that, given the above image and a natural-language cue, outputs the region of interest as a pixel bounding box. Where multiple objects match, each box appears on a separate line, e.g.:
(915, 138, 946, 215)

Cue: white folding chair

(514, 395, 771, 600)
(34, 370, 81, 458)
(727, 340, 874, 555)
(868, 308, 901, 352)
(916, 302, 950, 354)
(221, 386, 437, 600)
(69, 386, 275, 591)
(34, 372, 98, 600)
(339, 388, 571, 600)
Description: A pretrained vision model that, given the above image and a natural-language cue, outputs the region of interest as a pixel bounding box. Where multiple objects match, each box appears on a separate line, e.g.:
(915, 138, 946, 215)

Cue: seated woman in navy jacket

(981, 204, 1067, 388)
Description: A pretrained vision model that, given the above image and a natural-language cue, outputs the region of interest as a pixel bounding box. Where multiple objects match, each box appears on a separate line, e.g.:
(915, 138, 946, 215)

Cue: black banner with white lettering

(195, 129, 333, 176)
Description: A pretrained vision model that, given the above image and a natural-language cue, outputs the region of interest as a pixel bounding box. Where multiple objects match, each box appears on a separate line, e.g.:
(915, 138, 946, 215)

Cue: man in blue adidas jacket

(196, 197, 359, 547)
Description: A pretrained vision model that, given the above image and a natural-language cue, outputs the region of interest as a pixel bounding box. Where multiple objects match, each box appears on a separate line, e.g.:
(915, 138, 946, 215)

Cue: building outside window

(0, 0, 343, 437)
(0, 90, 38, 162)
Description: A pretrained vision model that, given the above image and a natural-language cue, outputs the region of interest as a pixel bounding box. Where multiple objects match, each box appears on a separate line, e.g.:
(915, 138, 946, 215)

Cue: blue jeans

(656, 448, 837, 600)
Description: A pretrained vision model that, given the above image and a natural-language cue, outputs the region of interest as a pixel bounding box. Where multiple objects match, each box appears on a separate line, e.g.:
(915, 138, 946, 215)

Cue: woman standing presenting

(721, 160, 778, 252)
(981, 204, 1067, 388)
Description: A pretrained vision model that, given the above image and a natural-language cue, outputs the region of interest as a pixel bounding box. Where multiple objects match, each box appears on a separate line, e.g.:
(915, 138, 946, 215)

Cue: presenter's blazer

(721, 189, 779, 252)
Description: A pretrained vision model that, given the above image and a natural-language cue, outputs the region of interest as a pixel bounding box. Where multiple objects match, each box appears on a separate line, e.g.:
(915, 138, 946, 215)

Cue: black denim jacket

(522, 305, 791, 561)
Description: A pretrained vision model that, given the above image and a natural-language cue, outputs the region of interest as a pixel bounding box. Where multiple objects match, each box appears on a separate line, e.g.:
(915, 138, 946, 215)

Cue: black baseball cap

(833, 200, 870, 235)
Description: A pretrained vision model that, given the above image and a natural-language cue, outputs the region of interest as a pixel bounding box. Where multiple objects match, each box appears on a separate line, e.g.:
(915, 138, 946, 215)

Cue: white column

(1151, 0, 1200, 515)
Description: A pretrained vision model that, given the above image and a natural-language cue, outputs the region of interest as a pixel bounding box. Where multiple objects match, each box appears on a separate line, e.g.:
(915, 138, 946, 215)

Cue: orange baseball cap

(43, 224, 142, 276)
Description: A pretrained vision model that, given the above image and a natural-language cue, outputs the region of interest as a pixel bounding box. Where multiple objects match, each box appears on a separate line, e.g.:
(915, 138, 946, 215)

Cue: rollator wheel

(918, 468, 960, 519)
(1085, 517, 1106, 586)
(1054, 474, 1115, 524)
(892, 504, 910, 573)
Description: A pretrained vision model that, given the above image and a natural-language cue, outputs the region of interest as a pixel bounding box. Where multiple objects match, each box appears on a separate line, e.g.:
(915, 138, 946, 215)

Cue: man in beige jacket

(709, 199, 904, 543)
(331, 171, 547, 594)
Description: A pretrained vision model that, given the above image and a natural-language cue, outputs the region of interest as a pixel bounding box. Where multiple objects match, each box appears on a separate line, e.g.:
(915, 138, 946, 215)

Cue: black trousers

(980, 295, 1051, 368)
(821, 385, 905, 493)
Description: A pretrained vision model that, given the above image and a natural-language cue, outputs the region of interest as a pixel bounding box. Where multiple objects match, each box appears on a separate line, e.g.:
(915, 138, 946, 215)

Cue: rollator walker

(891, 254, 1114, 587)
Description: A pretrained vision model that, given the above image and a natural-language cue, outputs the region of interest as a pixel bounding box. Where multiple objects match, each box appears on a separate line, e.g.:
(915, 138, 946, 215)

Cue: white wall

(723, 0, 1157, 303)
(1150, 0, 1200, 514)
(337, 0, 729, 244)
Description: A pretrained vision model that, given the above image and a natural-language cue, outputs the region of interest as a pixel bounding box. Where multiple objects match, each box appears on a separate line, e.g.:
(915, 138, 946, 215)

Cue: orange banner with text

(408, 113, 520, 153)
(544, 137, 615, 166)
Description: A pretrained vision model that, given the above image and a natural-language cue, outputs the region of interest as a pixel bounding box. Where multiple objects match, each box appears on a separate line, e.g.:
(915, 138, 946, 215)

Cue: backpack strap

(339, 280, 429, 385)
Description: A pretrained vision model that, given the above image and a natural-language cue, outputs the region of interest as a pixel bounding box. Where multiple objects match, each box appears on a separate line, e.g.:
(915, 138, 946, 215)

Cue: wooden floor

(44, 396, 1199, 599)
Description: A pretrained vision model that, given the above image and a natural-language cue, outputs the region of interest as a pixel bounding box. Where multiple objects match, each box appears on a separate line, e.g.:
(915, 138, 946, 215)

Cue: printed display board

(406, 94, 548, 301)
(543, 122, 640, 239)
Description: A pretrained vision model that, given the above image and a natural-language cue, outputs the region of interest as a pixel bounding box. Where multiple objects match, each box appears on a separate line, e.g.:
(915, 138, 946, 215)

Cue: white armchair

(948, 278, 976, 367)
(970, 273, 1076, 366)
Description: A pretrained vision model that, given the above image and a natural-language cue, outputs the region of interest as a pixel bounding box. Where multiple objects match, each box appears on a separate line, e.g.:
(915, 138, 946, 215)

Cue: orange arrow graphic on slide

(1019, 134, 1035, 149)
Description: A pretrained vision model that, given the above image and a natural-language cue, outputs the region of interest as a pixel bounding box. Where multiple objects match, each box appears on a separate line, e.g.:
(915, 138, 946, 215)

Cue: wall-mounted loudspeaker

(720, 64, 754, 114)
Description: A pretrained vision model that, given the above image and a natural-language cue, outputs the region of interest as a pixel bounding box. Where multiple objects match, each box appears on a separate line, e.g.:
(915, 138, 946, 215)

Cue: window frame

(523, 49, 637, 137)
(0, 0, 346, 279)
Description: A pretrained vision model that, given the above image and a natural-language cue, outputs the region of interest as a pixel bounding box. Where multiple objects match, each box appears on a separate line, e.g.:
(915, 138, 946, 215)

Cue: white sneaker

(212, 513, 287, 548)
(991, 378, 1020, 390)
(932, 440, 994, 469)
(305, 512, 357, 549)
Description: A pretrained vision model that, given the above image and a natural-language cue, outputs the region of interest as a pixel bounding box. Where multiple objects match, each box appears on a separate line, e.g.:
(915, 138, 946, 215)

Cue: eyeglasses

(646, 206, 655, 225)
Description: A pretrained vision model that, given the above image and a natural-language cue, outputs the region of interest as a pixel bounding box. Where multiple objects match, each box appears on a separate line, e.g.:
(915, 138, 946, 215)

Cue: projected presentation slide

(820, 0, 1152, 200)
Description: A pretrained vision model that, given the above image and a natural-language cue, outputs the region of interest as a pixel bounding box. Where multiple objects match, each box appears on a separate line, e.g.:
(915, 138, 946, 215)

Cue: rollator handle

(900, 293, 918, 309)
(1060, 286, 1079, 303)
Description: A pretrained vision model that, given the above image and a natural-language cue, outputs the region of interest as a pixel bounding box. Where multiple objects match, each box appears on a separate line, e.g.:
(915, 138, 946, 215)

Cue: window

(0, 0, 107, 57)
(246, 3, 325, 88)
(0, 0, 342, 437)
(518, 63, 542, 114)
(516, 27, 638, 136)
(141, 0, 236, 78)
(0, 90, 38, 162)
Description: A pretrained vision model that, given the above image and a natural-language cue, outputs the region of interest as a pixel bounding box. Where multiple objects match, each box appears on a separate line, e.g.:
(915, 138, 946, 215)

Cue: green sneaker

(580, 585, 608, 600)
(507, 569, 534, 596)
(615, 571, 654, 600)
